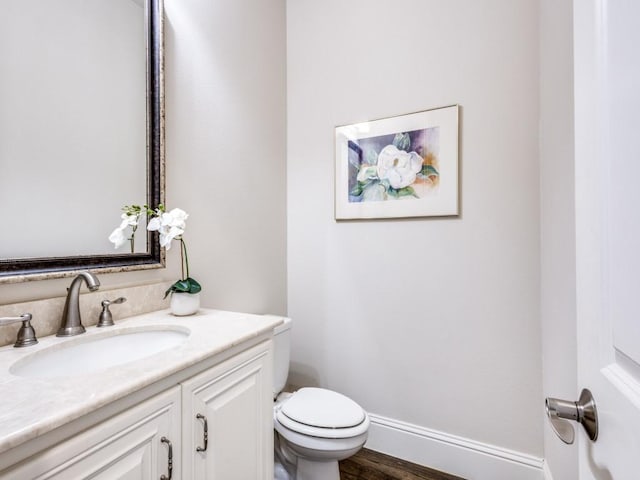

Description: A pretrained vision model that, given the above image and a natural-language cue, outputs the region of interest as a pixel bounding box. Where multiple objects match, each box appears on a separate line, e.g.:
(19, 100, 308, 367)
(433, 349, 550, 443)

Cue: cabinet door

(182, 341, 273, 480)
(1, 387, 181, 480)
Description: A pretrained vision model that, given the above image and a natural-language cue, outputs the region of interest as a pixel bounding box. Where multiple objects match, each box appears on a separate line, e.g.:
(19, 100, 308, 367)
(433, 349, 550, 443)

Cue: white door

(574, 0, 640, 478)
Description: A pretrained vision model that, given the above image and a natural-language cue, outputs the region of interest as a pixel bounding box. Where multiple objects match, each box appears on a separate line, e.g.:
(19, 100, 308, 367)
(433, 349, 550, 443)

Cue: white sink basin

(10, 327, 190, 378)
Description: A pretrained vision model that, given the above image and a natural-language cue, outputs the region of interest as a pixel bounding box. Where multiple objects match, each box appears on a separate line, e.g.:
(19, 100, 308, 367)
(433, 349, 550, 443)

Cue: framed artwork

(334, 105, 459, 220)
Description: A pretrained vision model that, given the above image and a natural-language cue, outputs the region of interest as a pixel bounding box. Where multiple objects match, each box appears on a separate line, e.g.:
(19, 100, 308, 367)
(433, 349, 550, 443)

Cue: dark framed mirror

(0, 0, 165, 283)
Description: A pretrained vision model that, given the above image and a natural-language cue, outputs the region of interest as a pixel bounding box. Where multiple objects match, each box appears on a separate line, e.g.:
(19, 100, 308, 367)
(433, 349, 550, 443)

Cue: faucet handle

(0, 313, 31, 326)
(0, 313, 38, 348)
(103, 297, 127, 306)
(97, 297, 127, 327)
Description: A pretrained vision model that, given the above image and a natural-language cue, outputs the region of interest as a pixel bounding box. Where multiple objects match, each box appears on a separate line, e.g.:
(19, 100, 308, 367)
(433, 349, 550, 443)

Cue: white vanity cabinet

(0, 338, 274, 480)
(1, 386, 182, 480)
(182, 341, 273, 479)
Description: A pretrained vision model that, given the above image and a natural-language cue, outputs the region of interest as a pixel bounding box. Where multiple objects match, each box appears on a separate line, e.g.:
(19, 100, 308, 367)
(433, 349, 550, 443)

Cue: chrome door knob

(545, 388, 598, 444)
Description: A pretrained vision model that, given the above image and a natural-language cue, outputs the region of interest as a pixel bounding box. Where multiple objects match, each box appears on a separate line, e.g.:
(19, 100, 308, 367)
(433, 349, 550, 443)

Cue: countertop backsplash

(0, 282, 172, 348)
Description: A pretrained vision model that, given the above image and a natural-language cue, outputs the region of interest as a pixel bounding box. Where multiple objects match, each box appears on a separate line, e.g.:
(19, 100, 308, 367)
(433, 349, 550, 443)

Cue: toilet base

(274, 459, 292, 480)
(296, 458, 340, 480)
(275, 430, 353, 480)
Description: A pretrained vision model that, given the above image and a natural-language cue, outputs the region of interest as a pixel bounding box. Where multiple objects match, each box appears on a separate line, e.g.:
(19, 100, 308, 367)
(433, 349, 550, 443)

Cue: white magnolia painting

(335, 105, 459, 220)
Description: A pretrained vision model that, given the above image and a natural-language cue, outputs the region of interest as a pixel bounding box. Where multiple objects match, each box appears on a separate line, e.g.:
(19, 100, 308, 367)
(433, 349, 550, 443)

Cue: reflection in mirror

(0, 0, 164, 282)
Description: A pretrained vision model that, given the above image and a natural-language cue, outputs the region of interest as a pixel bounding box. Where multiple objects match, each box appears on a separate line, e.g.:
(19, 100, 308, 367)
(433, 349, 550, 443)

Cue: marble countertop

(0, 308, 282, 455)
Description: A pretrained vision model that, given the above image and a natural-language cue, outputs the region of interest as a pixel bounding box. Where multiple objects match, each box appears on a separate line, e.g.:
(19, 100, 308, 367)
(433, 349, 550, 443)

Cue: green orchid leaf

(173, 279, 191, 292)
(186, 277, 202, 294)
(164, 277, 202, 298)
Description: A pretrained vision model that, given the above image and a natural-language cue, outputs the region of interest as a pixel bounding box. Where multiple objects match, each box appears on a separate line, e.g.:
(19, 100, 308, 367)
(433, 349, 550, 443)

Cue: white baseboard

(365, 413, 544, 480)
(542, 460, 554, 480)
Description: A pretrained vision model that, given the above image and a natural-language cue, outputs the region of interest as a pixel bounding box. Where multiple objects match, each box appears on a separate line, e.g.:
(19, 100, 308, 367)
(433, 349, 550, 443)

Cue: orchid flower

(108, 225, 127, 249)
(147, 208, 188, 250)
(108, 204, 201, 298)
(108, 206, 144, 253)
(146, 206, 201, 297)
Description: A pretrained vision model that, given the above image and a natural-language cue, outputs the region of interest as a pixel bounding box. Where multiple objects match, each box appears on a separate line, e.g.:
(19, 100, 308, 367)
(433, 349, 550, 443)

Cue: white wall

(1, 0, 287, 318)
(164, 0, 287, 315)
(539, 0, 578, 478)
(287, 0, 543, 470)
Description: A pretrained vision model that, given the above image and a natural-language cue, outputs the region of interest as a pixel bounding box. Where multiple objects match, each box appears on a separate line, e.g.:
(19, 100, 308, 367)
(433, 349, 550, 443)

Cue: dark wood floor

(339, 449, 466, 480)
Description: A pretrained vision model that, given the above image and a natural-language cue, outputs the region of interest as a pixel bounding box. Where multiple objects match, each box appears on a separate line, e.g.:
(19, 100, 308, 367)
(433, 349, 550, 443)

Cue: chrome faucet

(57, 271, 100, 337)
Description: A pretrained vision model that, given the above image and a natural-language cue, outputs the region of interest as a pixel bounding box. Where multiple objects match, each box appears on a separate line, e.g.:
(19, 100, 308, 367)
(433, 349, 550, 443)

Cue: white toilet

(272, 317, 370, 480)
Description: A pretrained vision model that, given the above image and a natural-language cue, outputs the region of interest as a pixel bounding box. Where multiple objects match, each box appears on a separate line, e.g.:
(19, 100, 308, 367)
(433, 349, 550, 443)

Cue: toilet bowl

(271, 317, 369, 480)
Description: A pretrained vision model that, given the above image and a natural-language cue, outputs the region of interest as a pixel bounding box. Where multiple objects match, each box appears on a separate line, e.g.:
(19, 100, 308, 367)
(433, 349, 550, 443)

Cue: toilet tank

(271, 316, 292, 398)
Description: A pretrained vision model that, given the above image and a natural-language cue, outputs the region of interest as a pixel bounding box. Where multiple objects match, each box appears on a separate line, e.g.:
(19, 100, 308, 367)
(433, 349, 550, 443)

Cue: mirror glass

(0, 0, 164, 281)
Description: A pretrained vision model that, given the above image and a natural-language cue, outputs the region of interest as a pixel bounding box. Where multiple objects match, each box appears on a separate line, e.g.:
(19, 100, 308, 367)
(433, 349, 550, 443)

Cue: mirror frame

(0, 0, 165, 284)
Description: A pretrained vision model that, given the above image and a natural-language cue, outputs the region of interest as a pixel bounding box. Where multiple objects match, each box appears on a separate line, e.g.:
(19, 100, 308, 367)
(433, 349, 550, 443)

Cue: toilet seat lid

(280, 387, 366, 429)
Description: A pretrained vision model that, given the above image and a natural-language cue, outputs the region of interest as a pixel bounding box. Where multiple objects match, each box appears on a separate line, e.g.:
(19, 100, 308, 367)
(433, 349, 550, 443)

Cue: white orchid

(108, 225, 128, 249)
(108, 207, 144, 252)
(146, 206, 200, 297)
(107, 204, 201, 298)
(120, 212, 139, 227)
(147, 208, 189, 250)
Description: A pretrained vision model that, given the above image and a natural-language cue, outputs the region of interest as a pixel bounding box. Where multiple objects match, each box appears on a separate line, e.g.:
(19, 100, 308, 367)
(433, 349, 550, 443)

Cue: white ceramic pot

(170, 292, 200, 316)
